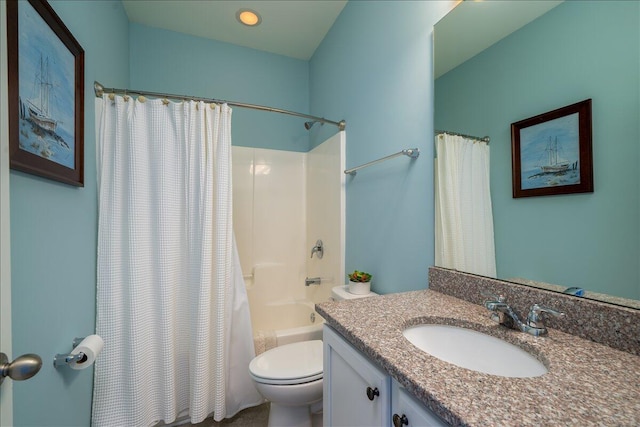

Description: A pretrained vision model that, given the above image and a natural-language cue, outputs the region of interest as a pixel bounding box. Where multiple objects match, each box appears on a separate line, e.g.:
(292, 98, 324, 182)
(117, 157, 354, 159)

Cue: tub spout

(305, 277, 321, 286)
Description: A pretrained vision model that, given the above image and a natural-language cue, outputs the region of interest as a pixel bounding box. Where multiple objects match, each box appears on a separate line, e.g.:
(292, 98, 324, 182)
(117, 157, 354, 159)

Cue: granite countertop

(506, 277, 640, 310)
(316, 289, 640, 426)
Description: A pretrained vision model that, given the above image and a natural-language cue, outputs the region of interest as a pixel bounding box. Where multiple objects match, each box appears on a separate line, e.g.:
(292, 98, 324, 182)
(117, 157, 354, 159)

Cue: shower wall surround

(232, 133, 345, 318)
(233, 147, 307, 304)
(305, 132, 346, 302)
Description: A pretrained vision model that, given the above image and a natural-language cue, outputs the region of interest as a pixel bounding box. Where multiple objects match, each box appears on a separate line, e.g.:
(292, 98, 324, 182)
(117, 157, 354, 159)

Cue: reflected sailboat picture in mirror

(434, 0, 639, 309)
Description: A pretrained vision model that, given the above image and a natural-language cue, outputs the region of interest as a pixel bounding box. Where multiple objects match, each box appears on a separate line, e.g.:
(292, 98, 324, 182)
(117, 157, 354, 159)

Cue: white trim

(338, 131, 346, 285)
(0, 0, 15, 423)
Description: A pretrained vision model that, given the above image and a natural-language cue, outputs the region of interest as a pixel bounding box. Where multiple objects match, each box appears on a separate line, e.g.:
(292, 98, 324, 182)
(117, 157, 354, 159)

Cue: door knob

(393, 413, 409, 427)
(366, 386, 379, 401)
(0, 352, 42, 384)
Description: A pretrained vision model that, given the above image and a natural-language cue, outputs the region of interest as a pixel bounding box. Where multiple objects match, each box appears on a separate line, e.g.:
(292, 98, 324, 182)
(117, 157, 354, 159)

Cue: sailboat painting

(511, 99, 593, 198)
(519, 113, 580, 190)
(17, 0, 75, 169)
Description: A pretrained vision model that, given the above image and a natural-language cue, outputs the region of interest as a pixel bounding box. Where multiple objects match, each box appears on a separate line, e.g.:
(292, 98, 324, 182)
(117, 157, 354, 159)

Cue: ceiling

(435, 0, 564, 78)
(122, 0, 348, 60)
(122, 0, 564, 71)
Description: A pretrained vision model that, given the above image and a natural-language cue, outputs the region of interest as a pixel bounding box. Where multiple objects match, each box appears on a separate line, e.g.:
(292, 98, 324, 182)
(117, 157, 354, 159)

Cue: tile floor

(189, 404, 269, 427)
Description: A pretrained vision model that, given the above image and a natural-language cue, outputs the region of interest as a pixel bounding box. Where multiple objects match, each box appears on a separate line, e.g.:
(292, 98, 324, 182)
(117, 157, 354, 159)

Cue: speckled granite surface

(507, 277, 640, 310)
(429, 267, 640, 356)
(316, 290, 640, 426)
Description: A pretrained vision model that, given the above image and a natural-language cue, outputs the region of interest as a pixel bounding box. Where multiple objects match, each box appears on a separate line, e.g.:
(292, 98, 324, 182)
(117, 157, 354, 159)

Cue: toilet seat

(249, 340, 323, 385)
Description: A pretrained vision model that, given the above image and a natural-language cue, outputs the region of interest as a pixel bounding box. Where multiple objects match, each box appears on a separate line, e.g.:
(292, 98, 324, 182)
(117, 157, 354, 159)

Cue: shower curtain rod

(93, 81, 346, 131)
(344, 148, 419, 176)
(435, 130, 490, 144)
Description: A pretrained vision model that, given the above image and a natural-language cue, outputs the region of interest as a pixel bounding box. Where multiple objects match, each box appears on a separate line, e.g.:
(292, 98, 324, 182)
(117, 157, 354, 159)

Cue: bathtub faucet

(310, 240, 324, 259)
(305, 277, 321, 286)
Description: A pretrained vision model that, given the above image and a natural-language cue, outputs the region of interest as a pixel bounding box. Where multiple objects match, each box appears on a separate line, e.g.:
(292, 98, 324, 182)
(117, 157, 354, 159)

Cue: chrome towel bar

(344, 148, 419, 176)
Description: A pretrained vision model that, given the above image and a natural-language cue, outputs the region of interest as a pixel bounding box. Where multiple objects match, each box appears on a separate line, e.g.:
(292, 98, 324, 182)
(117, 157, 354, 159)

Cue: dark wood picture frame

(7, 0, 84, 186)
(511, 99, 593, 198)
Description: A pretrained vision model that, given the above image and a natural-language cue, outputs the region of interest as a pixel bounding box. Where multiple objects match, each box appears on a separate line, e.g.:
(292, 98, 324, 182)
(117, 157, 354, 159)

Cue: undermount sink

(403, 324, 547, 378)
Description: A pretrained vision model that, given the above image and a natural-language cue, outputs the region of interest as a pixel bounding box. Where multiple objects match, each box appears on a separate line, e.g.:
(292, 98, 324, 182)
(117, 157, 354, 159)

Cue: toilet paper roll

(69, 335, 104, 370)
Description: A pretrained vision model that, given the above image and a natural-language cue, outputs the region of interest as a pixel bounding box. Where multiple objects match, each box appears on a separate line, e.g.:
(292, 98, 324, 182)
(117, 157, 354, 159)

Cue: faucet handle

(481, 289, 505, 302)
(310, 239, 324, 259)
(482, 290, 507, 323)
(527, 304, 565, 328)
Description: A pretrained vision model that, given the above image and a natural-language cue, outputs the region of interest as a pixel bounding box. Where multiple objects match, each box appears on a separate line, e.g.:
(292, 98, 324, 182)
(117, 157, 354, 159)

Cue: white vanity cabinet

(323, 325, 448, 427)
(323, 325, 390, 426)
(391, 380, 448, 427)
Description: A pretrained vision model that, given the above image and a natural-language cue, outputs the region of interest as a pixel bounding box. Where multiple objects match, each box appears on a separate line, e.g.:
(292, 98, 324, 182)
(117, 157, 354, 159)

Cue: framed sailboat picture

(511, 99, 593, 198)
(7, 0, 85, 186)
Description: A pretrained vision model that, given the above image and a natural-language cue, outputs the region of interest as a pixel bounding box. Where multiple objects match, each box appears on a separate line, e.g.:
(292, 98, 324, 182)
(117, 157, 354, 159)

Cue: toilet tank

(331, 285, 378, 301)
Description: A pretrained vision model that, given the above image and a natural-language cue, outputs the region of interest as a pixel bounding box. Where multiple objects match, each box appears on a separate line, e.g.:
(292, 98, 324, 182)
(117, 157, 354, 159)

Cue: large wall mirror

(434, 0, 639, 309)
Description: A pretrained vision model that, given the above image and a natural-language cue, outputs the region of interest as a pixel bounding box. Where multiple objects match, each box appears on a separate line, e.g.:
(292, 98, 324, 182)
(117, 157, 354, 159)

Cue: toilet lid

(249, 340, 323, 385)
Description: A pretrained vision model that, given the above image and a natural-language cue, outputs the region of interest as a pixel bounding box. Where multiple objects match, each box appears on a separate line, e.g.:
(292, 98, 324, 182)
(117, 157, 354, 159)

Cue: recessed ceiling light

(236, 9, 262, 27)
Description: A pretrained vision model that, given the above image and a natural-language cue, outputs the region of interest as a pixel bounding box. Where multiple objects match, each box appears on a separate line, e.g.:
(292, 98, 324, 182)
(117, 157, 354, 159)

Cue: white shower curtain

(435, 133, 496, 277)
(93, 95, 261, 426)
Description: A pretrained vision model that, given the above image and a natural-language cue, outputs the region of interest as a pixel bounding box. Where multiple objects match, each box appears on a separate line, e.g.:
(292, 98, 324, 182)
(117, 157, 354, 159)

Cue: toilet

(249, 340, 324, 427)
(248, 286, 377, 427)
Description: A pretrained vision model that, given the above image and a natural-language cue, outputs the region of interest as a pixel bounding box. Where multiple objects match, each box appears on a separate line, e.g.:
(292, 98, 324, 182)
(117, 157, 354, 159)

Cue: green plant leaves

(347, 270, 372, 282)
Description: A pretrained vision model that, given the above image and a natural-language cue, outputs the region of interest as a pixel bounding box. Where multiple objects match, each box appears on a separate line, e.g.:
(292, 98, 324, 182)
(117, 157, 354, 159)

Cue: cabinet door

(391, 380, 448, 427)
(324, 325, 390, 427)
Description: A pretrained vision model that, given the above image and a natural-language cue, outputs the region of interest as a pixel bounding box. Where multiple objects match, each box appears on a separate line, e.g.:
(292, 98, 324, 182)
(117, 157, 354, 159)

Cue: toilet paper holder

(54, 337, 88, 368)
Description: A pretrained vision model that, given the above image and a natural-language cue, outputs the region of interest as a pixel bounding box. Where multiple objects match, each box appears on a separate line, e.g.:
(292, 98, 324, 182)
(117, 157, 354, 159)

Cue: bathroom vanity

(323, 325, 446, 427)
(316, 277, 640, 426)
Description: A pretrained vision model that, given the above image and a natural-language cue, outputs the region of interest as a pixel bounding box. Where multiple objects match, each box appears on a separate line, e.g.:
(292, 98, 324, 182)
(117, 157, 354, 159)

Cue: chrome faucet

(483, 291, 565, 337)
(310, 239, 324, 259)
(305, 277, 321, 286)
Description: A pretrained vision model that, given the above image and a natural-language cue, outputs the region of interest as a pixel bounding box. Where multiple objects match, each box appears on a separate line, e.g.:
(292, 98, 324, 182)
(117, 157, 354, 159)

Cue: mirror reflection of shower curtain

(93, 96, 261, 426)
(435, 133, 496, 277)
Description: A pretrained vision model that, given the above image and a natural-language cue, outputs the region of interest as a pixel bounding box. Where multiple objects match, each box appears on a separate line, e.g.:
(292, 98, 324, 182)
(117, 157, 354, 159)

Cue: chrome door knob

(0, 352, 42, 384)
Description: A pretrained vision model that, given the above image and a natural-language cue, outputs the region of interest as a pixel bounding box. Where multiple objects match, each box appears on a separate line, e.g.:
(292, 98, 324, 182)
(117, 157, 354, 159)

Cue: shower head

(304, 121, 317, 130)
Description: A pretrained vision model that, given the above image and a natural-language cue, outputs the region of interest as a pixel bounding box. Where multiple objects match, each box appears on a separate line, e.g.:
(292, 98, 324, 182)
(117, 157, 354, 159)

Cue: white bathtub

(250, 300, 324, 351)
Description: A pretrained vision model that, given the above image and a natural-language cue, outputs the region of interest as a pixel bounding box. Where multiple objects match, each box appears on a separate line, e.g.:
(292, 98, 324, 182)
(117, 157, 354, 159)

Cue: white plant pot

(348, 280, 371, 295)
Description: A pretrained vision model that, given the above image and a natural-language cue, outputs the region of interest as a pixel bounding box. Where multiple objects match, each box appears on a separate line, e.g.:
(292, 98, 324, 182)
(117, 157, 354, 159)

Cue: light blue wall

(129, 23, 310, 152)
(310, 1, 455, 294)
(8, 11, 317, 426)
(8, 1, 457, 424)
(10, 1, 129, 425)
(435, 1, 640, 299)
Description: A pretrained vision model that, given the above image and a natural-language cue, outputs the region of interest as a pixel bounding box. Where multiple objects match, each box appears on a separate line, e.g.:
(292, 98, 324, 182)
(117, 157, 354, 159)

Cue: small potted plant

(347, 270, 372, 295)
